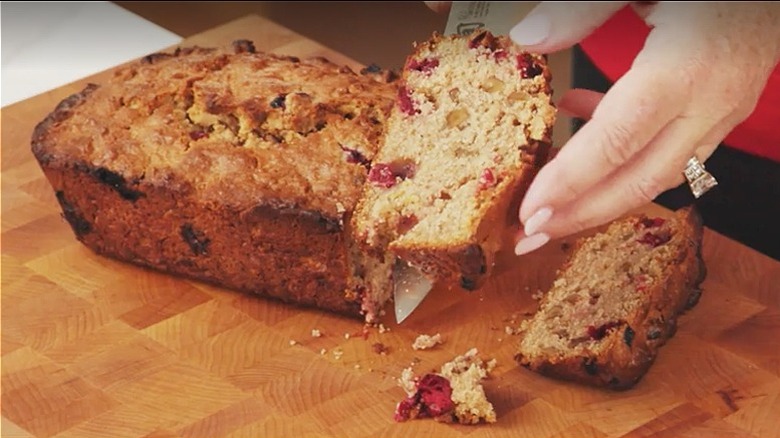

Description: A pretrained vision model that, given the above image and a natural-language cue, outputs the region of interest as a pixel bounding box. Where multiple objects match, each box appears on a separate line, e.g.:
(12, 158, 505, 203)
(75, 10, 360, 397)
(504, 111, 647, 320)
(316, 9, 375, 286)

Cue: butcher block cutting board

(3, 15, 780, 438)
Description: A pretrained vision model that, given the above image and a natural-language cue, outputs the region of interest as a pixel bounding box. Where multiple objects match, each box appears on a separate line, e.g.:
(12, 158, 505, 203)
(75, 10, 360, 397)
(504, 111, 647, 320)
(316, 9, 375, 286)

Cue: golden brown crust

(515, 207, 706, 390)
(32, 41, 399, 320)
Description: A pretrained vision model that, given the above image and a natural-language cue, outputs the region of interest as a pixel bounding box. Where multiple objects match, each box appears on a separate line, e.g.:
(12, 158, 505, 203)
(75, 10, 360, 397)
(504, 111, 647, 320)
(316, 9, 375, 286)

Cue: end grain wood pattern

(3, 15, 780, 438)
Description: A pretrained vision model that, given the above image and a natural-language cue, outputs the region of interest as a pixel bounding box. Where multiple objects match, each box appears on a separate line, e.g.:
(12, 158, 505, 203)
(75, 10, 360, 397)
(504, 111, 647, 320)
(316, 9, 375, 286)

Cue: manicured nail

(510, 13, 550, 46)
(523, 207, 553, 236)
(514, 233, 550, 256)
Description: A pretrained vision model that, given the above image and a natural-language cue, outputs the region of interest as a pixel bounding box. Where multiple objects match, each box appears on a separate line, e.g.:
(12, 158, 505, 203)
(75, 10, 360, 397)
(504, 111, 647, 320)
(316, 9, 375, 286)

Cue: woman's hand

(508, 2, 780, 255)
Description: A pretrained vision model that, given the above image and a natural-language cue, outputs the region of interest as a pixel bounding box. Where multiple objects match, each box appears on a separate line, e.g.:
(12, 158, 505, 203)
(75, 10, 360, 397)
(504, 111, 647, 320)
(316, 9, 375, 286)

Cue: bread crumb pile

(394, 348, 497, 424)
(412, 333, 444, 350)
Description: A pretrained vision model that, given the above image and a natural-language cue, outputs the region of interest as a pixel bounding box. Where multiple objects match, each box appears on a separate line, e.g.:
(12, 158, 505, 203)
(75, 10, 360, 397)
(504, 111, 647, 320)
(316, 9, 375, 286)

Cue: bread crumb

(504, 326, 520, 335)
(378, 324, 390, 334)
(333, 349, 344, 360)
(289, 340, 298, 346)
(311, 329, 322, 338)
(372, 342, 390, 355)
(354, 364, 361, 370)
(412, 333, 443, 350)
(439, 348, 497, 424)
(398, 367, 416, 396)
(518, 320, 530, 332)
(320, 348, 327, 355)
(531, 289, 544, 301)
(344, 332, 351, 339)
(395, 348, 497, 424)
(357, 325, 371, 340)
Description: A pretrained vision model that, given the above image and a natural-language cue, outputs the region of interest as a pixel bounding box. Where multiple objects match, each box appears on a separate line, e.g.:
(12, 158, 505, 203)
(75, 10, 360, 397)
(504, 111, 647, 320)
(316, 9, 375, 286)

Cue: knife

(393, 1, 526, 324)
(443, 1, 529, 36)
(393, 258, 434, 324)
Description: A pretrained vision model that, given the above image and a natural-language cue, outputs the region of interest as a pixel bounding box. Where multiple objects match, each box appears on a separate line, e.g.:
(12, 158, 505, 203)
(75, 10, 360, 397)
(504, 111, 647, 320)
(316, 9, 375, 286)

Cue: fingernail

(514, 233, 550, 256)
(523, 207, 553, 236)
(510, 13, 550, 46)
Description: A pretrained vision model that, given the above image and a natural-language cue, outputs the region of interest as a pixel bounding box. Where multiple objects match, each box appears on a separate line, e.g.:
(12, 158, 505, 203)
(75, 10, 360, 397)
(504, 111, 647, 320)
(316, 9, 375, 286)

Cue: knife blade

(393, 1, 527, 324)
(443, 1, 529, 37)
(393, 258, 434, 324)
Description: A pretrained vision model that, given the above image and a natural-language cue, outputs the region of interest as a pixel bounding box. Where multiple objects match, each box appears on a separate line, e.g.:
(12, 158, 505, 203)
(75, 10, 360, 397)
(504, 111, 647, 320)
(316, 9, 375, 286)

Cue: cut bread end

(515, 207, 706, 389)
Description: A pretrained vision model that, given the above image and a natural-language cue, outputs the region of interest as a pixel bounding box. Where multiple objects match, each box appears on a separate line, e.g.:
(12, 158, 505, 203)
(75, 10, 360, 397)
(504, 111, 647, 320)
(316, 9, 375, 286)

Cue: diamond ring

(683, 156, 718, 199)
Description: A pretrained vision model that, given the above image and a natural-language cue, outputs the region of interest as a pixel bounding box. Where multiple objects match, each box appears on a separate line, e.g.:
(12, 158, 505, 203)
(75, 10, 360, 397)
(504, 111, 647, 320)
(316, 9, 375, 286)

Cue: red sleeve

(579, 6, 780, 163)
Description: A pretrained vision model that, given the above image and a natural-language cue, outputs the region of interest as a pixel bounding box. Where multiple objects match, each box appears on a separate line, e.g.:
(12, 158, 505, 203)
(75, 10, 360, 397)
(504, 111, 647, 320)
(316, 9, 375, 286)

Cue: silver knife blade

(393, 259, 434, 324)
(393, 1, 526, 324)
(443, 1, 530, 36)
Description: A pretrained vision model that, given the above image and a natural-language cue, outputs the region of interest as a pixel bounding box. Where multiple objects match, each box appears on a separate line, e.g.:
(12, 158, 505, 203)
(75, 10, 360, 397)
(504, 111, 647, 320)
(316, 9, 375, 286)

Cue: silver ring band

(684, 156, 718, 199)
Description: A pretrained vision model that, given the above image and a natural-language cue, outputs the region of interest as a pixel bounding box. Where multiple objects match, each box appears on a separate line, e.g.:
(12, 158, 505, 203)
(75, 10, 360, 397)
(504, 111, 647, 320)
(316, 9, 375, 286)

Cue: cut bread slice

(353, 30, 555, 290)
(515, 206, 707, 390)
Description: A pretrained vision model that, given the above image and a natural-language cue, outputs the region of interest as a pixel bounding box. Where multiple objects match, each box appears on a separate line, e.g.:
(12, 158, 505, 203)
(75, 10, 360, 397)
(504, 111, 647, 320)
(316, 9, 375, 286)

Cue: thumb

(510, 2, 629, 53)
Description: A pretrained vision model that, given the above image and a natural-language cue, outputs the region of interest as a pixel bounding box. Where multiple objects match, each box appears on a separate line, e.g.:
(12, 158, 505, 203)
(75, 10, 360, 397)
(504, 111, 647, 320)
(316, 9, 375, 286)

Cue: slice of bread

(354, 30, 555, 290)
(515, 207, 707, 390)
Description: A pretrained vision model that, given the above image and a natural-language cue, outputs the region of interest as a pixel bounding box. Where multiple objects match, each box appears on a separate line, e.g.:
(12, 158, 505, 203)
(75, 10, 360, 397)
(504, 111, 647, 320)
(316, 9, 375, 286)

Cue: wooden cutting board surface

(3, 15, 780, 438)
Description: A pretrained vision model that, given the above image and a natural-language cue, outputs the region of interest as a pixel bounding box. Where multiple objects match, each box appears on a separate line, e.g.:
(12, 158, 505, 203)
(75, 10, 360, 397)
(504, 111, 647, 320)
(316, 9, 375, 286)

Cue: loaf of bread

(353, 30, 556, 290)
(515, 207, 707, 390)
(31, 40, 400, 322)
